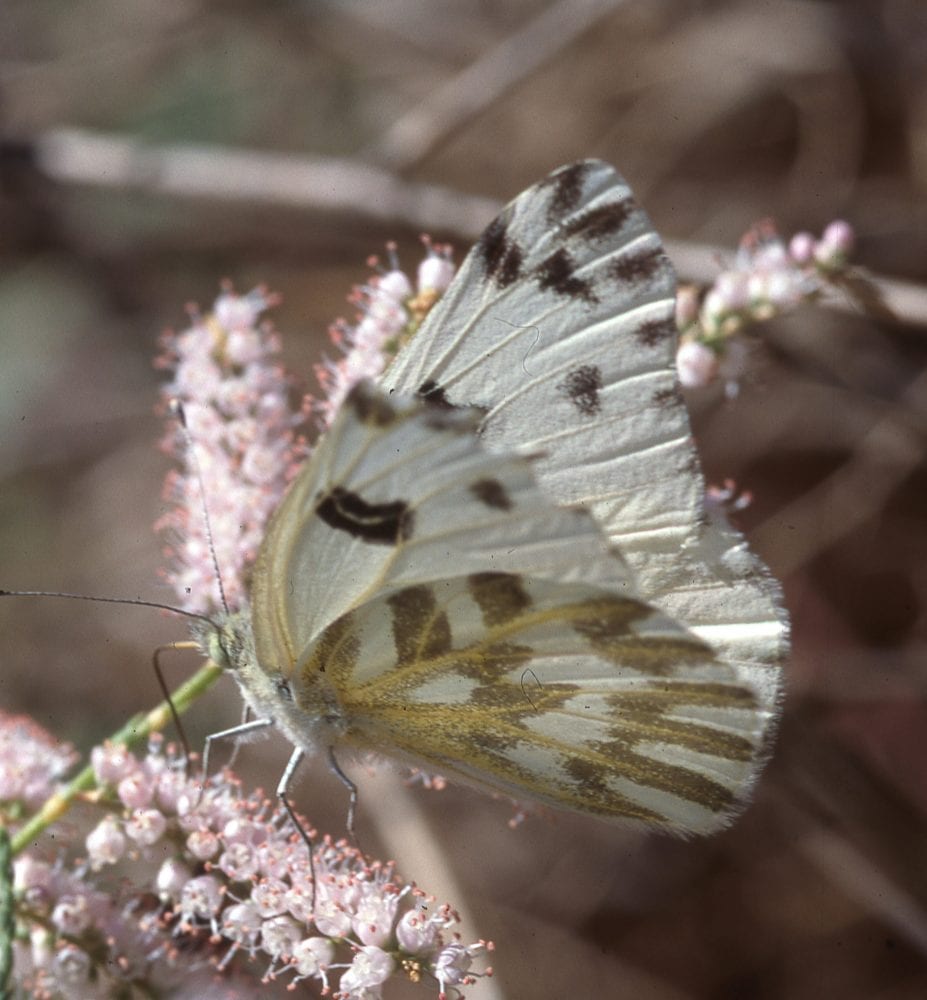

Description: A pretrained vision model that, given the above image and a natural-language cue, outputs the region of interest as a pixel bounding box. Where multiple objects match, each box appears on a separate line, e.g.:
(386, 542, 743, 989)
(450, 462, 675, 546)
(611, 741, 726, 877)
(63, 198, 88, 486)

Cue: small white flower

(376, 269, 413, 302)
(90, 744, 138, 786)
(434, 941, 474, 989)
(352, 890, 400, 947)
(51, 894, 92, 936)
(676, 341, 719, 388)
(292, 935, 335, 977)
(260, 914, 302, 959)
(221, 901, 263, 947)
(155, 858, 192, 902)
(251, 876, 290, 918)
(788, 231, 816, 264)
(179, 874, 224, 926)
(418, 252, 455, 293)
(395, 907, 440, 955)
(340, 944, 394, 991)
(86, 815, 127, 868)
(125, 808, 168, 846)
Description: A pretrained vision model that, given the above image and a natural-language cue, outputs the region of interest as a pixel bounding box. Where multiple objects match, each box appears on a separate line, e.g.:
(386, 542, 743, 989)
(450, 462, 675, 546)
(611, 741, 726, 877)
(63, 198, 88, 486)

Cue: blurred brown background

(1, 1, 926, 998)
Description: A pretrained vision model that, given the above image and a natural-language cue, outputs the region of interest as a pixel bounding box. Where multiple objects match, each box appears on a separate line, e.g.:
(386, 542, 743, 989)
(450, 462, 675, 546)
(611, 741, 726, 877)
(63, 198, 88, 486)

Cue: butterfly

(207, 160, 787, 835)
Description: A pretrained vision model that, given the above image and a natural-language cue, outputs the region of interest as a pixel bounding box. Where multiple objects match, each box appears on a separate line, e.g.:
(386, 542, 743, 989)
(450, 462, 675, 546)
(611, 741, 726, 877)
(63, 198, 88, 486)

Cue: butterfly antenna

(0, 589, 218, 767)
(0, 589, 215, 626)
(170, 398, 230, 616)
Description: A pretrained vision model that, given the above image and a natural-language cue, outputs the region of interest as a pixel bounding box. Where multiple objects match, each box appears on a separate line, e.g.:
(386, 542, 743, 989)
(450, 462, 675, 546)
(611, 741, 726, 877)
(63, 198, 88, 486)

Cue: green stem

(10, 661, 223, 856)
(0, 827, 12, 999)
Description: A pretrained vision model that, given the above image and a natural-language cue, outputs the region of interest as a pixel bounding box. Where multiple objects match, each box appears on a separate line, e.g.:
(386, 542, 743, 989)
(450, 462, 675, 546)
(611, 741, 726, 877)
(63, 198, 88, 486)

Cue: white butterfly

(208, 161, 786, 835)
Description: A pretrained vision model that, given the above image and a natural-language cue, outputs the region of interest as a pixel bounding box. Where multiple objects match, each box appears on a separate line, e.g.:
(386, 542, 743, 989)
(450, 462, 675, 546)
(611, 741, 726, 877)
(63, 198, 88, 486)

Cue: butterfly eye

(276, 678, 294, 702)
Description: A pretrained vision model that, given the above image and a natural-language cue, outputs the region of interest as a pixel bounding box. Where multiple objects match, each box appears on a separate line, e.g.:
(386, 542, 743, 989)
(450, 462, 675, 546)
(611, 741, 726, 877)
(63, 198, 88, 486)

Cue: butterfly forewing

(381, 160, 702, 575)
(251, 382, 639, 674)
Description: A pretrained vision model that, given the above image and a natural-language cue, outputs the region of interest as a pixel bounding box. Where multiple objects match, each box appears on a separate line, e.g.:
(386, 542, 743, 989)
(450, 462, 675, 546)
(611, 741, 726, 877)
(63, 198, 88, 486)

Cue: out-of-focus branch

(773, 717, 927, 958)
(363, 0, 629, 170)
(23, 127, 502, 237)
(752, 364, 927, 576)
(9, 127, 927, 329)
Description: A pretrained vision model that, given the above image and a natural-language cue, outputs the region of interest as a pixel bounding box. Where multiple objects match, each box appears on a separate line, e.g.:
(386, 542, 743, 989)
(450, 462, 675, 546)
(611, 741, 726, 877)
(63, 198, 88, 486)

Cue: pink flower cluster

(314, 240, 455, 428)
(0, 710, 77, 809)
(155, 285, 306, 614)
(7, 727, 492, 998)
(156, 243, 454, 620)
(675, 218, 856, 394)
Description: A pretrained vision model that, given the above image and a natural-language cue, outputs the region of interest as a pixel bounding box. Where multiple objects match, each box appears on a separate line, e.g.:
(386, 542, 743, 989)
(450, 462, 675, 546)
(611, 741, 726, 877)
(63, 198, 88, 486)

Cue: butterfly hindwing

(305, 572, 761, 832)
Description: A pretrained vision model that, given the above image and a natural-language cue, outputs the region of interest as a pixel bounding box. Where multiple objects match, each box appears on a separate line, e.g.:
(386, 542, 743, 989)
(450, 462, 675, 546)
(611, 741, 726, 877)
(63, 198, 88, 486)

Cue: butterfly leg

(276, 747, 308, 844)
(201, 717, 273, 788)
(151, 641, 202, 764)
(326, 746, 358, 844)
(224, 704, 252, 771)
(276, 747, 319, 909)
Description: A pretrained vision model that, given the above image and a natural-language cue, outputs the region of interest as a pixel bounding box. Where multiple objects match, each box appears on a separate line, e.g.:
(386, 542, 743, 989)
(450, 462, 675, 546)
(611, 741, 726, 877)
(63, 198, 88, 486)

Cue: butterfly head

(194, 611, 252, 674)
(194, 611, 339, 753)
(195, 611, 284, 714)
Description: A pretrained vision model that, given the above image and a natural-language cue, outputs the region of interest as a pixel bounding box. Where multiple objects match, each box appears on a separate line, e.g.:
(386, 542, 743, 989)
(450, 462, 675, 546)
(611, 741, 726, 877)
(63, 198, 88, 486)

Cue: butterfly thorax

(197, 611, 348, 753)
